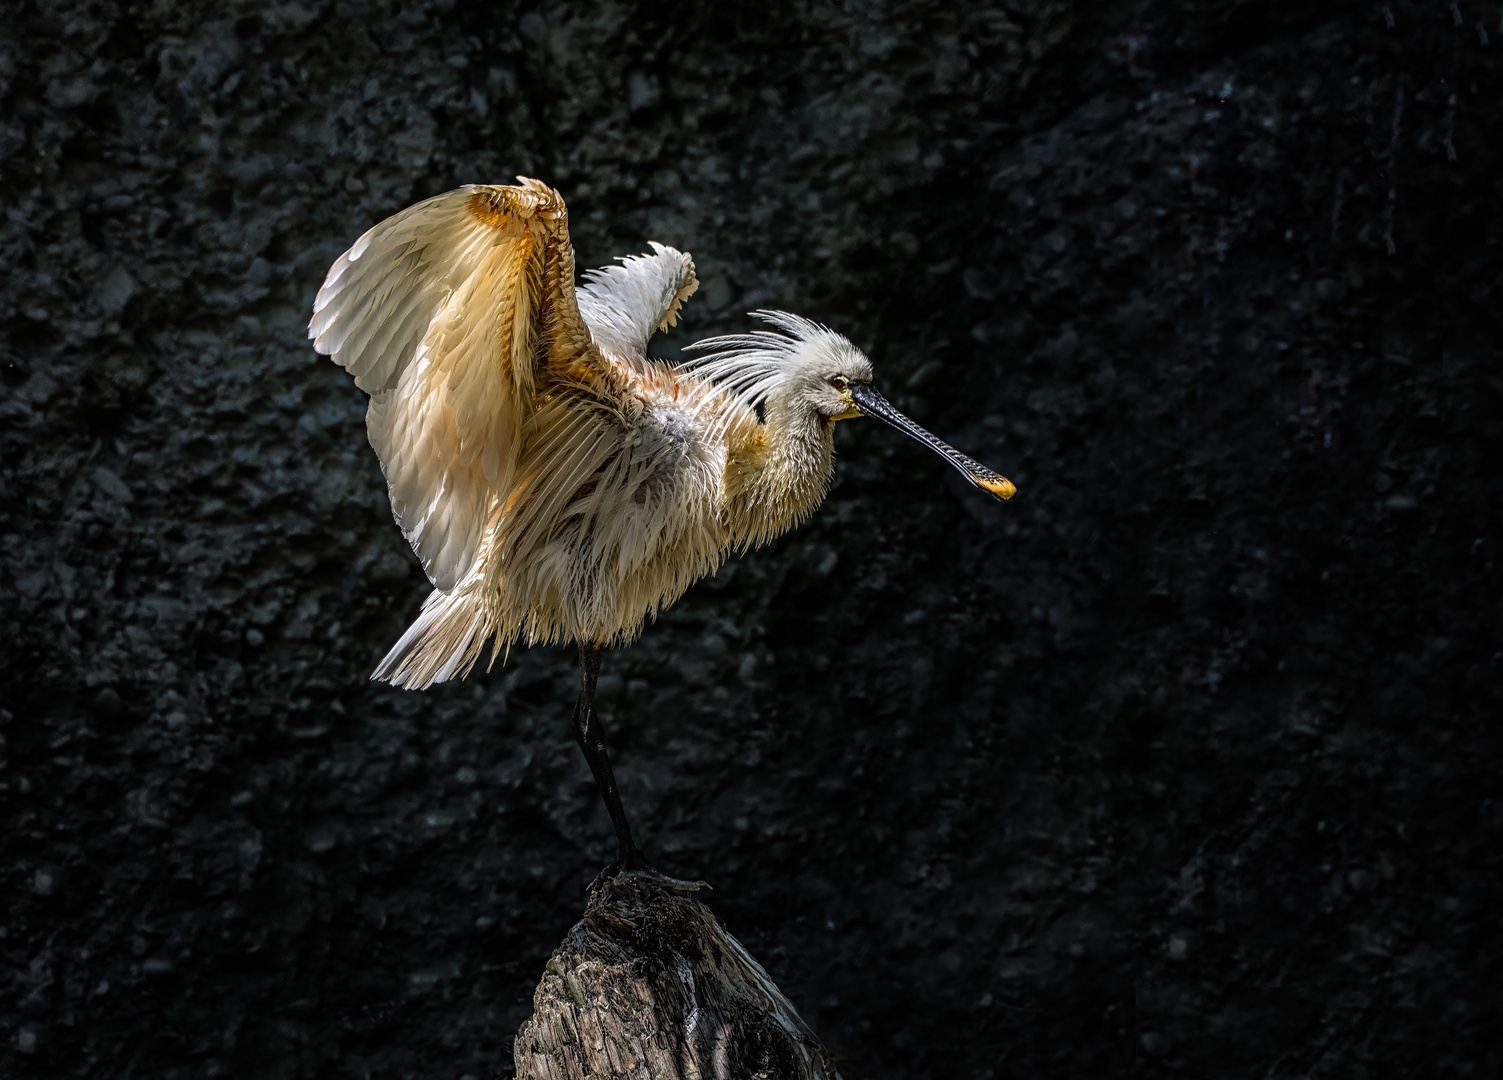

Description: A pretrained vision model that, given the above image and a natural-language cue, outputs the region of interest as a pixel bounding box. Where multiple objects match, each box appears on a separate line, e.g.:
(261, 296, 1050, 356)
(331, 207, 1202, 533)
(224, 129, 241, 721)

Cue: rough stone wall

(2, 1, 1500, 1077)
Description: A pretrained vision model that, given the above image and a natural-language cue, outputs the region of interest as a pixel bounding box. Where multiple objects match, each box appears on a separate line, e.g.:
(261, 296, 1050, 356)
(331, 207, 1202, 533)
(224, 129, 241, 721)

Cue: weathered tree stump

(514, 877, 840, 1079)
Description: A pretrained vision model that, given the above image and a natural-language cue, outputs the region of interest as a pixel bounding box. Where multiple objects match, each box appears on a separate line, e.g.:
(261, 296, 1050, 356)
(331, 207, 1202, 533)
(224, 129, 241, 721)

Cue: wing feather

(311, 179, 713, 677)
(310, 181, 594, 590)
(575, 242, 698, 368)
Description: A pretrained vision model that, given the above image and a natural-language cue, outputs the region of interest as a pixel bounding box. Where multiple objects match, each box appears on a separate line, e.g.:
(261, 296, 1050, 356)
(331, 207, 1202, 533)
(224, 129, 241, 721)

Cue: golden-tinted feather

(311, 180, 729, 687)
(311, 181, 612, 594)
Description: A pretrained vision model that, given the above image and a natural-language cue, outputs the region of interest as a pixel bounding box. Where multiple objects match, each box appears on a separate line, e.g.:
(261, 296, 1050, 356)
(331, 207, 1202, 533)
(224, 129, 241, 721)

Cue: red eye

(832, 377, 848, 391)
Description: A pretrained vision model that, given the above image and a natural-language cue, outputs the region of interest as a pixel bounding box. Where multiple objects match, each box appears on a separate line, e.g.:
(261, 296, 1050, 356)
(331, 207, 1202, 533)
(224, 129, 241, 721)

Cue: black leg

(572, 643, 635, 867)
(572, 643, 707, 891)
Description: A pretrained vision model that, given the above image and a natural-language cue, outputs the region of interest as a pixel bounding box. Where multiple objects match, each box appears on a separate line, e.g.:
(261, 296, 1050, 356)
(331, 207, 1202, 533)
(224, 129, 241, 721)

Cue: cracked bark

(515, 878, 838, 1080)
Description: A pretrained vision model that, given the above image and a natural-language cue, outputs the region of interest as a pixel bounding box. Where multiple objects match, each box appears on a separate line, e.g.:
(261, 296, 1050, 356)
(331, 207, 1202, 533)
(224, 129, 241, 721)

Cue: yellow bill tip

(978, 475, 1017, 501)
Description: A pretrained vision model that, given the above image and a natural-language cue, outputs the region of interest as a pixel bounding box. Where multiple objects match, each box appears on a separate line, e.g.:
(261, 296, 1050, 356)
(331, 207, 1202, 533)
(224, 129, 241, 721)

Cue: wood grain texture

(515, 878, 839, 1079)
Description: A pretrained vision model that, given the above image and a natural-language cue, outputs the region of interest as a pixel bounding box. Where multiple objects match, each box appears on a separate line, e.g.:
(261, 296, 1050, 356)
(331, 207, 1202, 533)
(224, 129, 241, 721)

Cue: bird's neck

(723, 397, 835, 549)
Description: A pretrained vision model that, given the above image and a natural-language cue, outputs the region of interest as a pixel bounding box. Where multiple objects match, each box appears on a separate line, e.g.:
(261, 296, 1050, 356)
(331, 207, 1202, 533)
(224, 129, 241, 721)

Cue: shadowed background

(3, 1, 1501, 1077)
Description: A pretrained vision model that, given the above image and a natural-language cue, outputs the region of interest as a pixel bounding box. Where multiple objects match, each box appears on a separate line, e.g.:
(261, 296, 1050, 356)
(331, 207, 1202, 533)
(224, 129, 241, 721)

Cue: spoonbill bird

(309, 179, 1014, 887)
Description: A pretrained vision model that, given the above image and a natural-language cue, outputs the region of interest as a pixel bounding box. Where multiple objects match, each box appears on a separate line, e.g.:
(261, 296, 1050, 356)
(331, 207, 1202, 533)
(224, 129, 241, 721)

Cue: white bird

(310, 178, 1014, 886)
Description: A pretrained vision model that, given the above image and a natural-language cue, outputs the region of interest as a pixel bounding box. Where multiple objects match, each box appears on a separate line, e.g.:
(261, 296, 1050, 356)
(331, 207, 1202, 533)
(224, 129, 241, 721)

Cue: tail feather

(373, 587, 489, 690)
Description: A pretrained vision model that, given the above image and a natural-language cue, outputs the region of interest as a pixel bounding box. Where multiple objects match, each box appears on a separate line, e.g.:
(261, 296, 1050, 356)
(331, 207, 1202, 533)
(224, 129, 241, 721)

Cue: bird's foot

(590, 851, 709, 893)
(618, 865, 711, 892)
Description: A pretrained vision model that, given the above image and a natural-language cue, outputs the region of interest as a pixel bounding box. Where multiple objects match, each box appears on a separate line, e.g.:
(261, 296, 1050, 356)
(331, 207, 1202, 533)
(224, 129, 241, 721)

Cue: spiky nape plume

(678, 310, 854, 442)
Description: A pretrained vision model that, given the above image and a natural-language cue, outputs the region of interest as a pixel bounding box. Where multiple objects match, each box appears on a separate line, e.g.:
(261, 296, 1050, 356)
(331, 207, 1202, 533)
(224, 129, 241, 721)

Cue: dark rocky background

(3, 1, 1501, 1076)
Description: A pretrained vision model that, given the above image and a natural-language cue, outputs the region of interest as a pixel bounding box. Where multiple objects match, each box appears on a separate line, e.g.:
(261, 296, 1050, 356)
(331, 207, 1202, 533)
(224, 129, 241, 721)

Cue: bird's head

(686, 311, 1016, 502)
(776, 318, 874, 425)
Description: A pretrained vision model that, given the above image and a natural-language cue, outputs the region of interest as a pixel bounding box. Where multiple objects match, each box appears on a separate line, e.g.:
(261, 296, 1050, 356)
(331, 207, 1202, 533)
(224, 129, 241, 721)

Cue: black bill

(848, 382, 1016, 502)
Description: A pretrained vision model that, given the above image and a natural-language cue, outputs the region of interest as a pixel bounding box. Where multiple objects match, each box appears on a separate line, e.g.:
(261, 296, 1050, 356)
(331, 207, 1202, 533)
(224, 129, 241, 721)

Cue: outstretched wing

(309, 180, 596, 590)
(575, 242, 698, 369)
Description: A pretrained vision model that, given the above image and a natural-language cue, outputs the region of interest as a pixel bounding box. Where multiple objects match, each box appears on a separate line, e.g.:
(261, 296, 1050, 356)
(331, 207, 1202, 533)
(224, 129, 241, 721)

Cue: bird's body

(311, 179, 1013, 883)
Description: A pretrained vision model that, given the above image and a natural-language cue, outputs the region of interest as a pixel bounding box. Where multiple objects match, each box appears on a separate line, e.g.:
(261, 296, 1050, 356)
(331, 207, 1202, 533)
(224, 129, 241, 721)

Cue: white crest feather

(679, 310, 867, 443)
